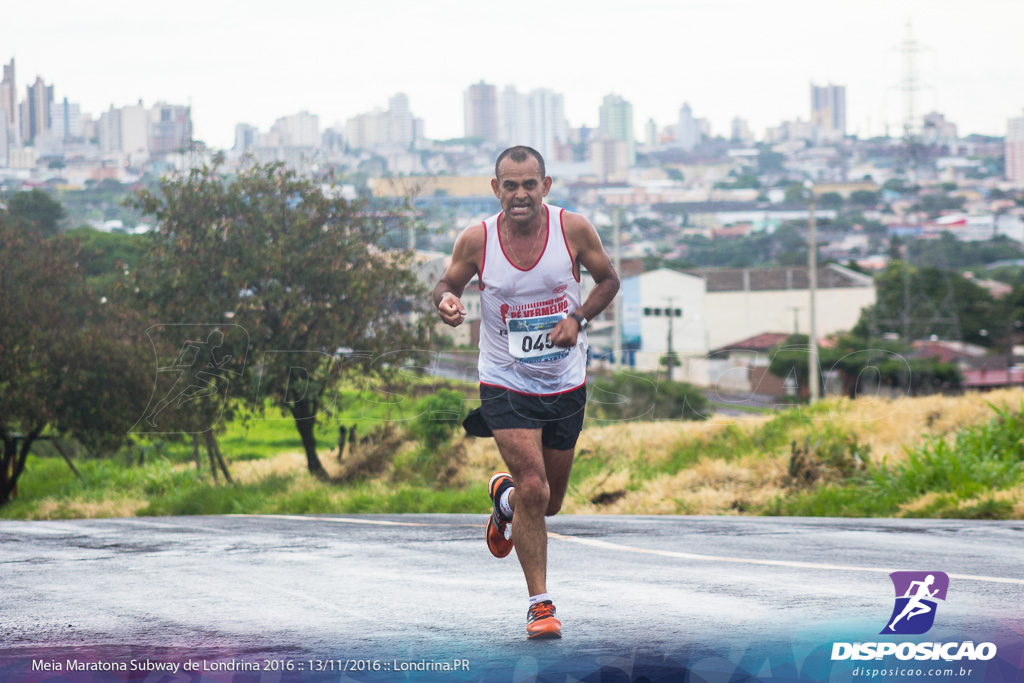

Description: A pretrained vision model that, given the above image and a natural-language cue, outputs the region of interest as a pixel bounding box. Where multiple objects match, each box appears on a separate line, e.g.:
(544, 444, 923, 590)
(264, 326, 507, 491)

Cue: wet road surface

(2, 514, 1023, 681)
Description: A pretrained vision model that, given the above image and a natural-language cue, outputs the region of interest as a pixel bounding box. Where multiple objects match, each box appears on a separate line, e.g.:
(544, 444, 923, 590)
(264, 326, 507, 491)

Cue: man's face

(491, 156, 552, 226)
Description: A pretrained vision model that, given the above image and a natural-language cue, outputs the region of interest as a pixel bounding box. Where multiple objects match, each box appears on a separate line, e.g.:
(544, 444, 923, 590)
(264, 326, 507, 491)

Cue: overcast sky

(3, 0, 1022, 149)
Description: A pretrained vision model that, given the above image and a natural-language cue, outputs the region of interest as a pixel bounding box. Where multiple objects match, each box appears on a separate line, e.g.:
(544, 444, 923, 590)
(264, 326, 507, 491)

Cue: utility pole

(664, 296, 678, 382)
(787, 305, 801, 335)
(613, 208, 623, 367)
(805, 181, 820, 404)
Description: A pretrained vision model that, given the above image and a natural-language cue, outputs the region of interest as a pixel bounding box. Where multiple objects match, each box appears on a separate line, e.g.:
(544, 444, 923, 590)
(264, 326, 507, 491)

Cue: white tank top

(477, 204, 587, 395)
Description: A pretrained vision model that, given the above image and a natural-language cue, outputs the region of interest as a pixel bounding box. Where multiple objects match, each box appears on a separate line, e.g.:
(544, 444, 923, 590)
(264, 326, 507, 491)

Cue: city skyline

(3, 0, 1023, 150)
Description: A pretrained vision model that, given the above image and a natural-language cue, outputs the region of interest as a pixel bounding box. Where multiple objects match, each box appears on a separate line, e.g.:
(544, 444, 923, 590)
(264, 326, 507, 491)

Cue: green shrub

(870, 402, 1024, 501)
(589, 372, 709, 422)
(412, 389, 467, 449)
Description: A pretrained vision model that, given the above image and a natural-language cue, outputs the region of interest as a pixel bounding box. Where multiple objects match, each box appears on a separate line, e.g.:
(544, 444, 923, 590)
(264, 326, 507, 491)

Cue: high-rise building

(120, 100, 150, 160)
(731, 117, 753, 145)
(644, 118, 657, 148)
(150, 102, 192, 155)
(525, 89, 568, 162)
(98, 105, 122, 155)
(0, 58, 19, 149)
(271, 111, 319, 148)
(500, 85, 525, 146)
(234, 123, 257, 152)
(388, 93, 414, 148)
(921, 112, 958, 147)
(1007, 114, 1024, 186)
(345, 108, 390, 149)
(23, 76, 53, 143)
(590, 138, 629, 182)
(598, 94, 635, 166)
(0, 121, 8, 167)
(321, 125, 344, 154)
(345, 94, 419, 151)
(80, 113, 97, 143)
(50, 98, 82, 141)
(464, 80, 499, 144)
(499, 87, 569, 161)
(811, 83, 846, 139)
(677, 102, 701, 150)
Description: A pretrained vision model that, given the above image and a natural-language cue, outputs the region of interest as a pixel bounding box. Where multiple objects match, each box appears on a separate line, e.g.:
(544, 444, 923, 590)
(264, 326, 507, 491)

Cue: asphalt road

(2, 515, 1023, 682)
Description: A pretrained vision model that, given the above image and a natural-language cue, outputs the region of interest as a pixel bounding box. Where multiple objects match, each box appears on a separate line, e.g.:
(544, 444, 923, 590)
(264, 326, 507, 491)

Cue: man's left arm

(550, 213, 620, 347)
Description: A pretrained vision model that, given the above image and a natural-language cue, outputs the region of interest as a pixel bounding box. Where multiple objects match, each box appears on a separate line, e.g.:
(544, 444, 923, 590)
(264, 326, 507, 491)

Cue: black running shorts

(475, 383, 587, 450)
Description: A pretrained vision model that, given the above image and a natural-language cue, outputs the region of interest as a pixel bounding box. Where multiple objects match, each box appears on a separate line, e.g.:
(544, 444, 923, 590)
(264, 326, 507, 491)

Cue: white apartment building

(49, 98, 82, 141)
(590, 138, 629, 182)
(499, 86, 569, 161)
(464, 81, 500, 145)
(271, 111, 320, 148)
(1007, 114, 1024, 187)
(811, 83, 846, 141)
(616, 265, 876, 385)
(345, 94, 420, 152)
(120, 101, 150, 162)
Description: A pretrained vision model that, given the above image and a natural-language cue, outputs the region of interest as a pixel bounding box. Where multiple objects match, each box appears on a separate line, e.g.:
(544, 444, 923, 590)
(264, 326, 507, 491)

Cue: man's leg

(541, 445, 575, 516)
(492, 439, 576, 594)
(492, 428, 550, 596)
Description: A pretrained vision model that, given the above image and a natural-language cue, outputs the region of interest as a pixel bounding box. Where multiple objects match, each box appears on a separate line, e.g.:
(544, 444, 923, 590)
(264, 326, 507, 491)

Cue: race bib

(507, 313, 570, 364)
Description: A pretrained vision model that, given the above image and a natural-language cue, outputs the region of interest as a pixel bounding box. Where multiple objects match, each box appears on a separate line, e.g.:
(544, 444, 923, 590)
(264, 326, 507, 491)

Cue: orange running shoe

(526, 600, 562, 640)
(486, 472, 514, 558)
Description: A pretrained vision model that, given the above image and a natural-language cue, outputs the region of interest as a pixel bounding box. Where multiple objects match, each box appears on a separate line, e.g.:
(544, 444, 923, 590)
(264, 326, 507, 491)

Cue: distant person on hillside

(434, 146, 619, 639)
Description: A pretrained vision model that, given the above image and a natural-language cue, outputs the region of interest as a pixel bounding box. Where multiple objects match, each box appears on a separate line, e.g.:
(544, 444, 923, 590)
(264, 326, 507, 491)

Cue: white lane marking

(546, 532, 1024, 586)
(235, 515, 1024, 587)
(252, 514, 435, 527)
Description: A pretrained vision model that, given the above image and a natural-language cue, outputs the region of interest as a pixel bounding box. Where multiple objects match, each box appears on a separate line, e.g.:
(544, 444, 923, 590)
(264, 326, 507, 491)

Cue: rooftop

(684, 264, 874, 292)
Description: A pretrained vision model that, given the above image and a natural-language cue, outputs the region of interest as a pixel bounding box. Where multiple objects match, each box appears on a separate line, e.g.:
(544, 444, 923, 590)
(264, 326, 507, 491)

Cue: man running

(434, 146, 619, 639)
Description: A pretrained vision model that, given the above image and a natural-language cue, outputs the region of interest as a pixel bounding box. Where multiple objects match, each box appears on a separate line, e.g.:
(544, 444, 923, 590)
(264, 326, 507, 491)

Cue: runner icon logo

(881, 571, 949, 635)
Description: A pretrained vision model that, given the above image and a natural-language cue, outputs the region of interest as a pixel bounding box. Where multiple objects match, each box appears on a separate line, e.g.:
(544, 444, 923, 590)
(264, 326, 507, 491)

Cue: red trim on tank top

(480, 378, 587, 397)
(558, 208, 581, 283)
(479, 220, 487, 290)
(497, 205, 549, 272)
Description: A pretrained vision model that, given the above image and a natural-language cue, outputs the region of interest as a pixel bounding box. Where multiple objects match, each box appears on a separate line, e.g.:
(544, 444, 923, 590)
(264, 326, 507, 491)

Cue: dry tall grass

(438, 389, 1024, 517)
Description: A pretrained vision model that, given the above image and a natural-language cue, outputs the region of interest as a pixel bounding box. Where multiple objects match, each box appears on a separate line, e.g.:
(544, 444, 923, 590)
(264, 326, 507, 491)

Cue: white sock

(529, 593, 551, 606)
(499, 487, 514, 520)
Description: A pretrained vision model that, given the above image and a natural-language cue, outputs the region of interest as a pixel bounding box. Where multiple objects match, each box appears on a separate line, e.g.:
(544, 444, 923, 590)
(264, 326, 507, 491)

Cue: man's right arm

(433, 223, 484, 327)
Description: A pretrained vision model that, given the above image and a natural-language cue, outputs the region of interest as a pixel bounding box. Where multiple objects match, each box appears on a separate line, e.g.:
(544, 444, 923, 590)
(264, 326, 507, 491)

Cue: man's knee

(515, 475, 550, 512)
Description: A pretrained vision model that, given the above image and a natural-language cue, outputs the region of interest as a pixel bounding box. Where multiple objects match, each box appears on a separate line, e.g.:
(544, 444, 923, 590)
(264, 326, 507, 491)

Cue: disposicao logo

(831, 570, 997, 662)
(881, 571, 949, 635)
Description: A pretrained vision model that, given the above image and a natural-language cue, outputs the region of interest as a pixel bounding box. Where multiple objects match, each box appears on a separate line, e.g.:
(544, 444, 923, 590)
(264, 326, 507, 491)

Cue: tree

(4, 189, 66, 237)
(0, 217, 151, 506)
(855, 261, 998, 346)
(768, 334, 812, 398)
(129, 157, 431, 478)
(818, 192, 844, 210)
(784, 184, 808, 204)
(757, 149, 786, 175)
(849, 190, 880, 208)
(768, 333, 960, 400)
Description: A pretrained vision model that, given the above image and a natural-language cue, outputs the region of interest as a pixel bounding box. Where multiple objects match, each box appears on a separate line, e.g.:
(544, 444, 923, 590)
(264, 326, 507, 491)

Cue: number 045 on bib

(507, 313, 571, 364)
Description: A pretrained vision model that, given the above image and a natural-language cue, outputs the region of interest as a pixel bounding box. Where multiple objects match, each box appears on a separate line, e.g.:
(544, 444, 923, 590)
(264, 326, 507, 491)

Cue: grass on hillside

(3, 388, 1023, 521)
